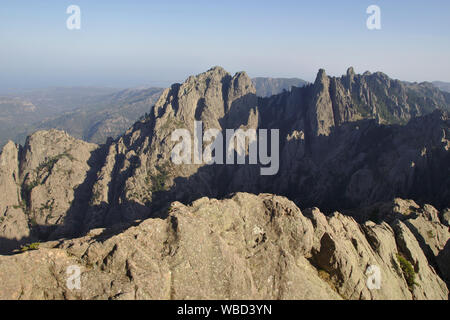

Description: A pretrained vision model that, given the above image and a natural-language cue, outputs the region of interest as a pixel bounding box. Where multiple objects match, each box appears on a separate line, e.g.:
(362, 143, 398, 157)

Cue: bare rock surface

(0, 130, 99, 252)
(0, 193, 447, 300)
(0, 141, 29, 252)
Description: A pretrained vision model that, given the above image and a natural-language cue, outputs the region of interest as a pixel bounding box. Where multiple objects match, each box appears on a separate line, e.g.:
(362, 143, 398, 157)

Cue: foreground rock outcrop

(0, 193, 447, 300)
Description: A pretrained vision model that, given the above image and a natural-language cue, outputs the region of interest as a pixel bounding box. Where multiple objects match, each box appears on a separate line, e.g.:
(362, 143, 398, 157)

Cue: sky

(0, 0, 449, 90)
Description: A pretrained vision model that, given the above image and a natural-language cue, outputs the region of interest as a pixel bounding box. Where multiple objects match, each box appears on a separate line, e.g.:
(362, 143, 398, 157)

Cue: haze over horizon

(1, 0, 450, 90)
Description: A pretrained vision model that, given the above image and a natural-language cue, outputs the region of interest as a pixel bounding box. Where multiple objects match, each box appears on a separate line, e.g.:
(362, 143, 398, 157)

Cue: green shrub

(29, 217, 37, 226)
(39, 199, 55, 214)
(148, 164, 170, 192)
(89, 189, 102, 206)
(20, 242, 40, 252)
(36, 152, 74, 174)
(397, 254, 417, 289)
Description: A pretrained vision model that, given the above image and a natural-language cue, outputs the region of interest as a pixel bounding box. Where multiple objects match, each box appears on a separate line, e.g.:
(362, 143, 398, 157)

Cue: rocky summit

(0, 67, 449, 300)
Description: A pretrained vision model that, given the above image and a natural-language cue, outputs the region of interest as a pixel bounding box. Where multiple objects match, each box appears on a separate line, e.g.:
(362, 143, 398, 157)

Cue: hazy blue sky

(1, 0, 449, 90)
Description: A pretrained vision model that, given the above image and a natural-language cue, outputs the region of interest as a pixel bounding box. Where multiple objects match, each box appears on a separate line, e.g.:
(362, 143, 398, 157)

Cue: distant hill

(0, 87, 164, 147)
(23, 87, 164, 145)
(252, 77, 308, 97)
(0, 87, 120, 147)
(433, 81, 450, 93)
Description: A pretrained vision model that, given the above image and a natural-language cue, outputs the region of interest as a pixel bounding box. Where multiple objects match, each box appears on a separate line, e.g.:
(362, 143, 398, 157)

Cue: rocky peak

(346, 66, 355, 78)
(308, 68, 334, 137)
(314, 68, 329, 86)
(0, 140, 19, 169)
(206, 65, 228, 76)
(229, 71, 254, 94)
(0, 129, 99, 250)
(153, 66, 255, 124)
(20, 129, 96, 179)
(345, 66, 356, 88)
(373, 71, 390, 81)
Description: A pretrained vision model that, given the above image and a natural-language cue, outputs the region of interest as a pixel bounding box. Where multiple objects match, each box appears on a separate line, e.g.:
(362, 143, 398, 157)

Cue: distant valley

(0, 87, 163, 147)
